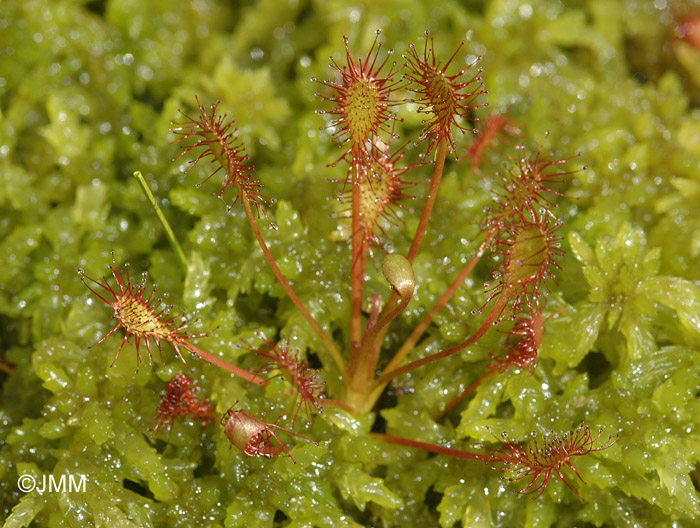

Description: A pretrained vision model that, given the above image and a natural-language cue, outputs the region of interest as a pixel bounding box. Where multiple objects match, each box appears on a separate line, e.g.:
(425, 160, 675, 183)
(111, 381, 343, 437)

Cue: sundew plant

(2, 1, 700, 527)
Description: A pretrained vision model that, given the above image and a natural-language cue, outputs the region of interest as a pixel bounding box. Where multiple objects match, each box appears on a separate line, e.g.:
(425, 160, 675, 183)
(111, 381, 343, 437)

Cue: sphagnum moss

(2, 1, 700, 527)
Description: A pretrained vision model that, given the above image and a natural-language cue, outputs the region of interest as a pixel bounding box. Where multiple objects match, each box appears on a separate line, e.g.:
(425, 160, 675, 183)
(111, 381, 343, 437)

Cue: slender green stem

(238, 189, 346, 374)
(133, 171, 188, 274)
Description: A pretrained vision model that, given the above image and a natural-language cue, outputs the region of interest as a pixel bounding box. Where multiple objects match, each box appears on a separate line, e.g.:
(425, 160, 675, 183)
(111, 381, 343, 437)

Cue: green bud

(382, 254, 415, 299)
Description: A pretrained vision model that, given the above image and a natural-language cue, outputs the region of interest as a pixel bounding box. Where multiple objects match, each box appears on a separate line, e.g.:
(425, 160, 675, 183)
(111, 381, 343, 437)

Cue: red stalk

(238, 190, 346, 374)
(407, 137, 448, 263)
(433, 369, 496, 420)
(362, 137, 449, 373)
(383, 236, 491, 377)
(182, 342, 267, 387)
(373, 293, 509, 387)
(369, 432, 495, 461)
(349, 172, 366, 362)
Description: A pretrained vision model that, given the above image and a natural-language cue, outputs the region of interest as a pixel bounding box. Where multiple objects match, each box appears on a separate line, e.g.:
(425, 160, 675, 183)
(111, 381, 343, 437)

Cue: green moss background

(2, 0, 700, 526)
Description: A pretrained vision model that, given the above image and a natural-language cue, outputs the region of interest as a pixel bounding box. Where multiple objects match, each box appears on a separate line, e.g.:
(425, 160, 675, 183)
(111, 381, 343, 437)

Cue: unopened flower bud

(382, 254, 415, 299)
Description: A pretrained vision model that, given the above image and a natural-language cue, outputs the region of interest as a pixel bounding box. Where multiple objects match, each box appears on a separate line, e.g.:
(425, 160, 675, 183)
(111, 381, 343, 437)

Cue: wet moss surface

(2, 0, 700, 526)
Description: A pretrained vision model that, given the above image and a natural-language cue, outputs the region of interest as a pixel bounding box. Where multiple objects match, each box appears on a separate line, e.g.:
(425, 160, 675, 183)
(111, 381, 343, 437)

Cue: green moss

(2, 0, 700, 526)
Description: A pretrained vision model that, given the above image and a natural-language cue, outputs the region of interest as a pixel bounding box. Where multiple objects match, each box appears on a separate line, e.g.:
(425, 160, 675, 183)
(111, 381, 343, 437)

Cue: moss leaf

(338, 466, 403, 512)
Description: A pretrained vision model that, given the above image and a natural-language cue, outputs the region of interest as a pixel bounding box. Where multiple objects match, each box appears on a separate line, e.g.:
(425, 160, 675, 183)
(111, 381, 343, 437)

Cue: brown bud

(220, 407, 317, 462)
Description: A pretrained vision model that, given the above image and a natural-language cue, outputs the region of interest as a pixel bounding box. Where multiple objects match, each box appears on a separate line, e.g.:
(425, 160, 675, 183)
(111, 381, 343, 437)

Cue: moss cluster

(2, 0, 700, 526)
